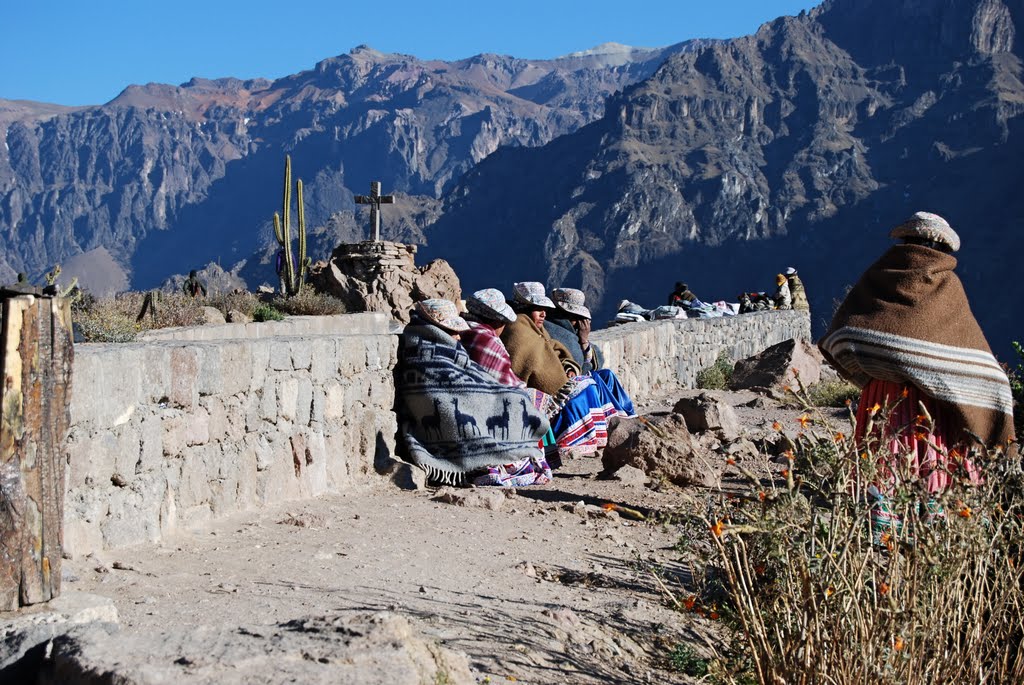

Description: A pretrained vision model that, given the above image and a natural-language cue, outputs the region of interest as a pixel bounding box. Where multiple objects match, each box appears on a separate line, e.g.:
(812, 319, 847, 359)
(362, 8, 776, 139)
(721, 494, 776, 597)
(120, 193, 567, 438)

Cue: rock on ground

(0, 592, 119, 672)
(729, 338, 823, 391)
(672, 392, 742, 442)
(16, 612, 472, 685)
(602, 414, 720, 487)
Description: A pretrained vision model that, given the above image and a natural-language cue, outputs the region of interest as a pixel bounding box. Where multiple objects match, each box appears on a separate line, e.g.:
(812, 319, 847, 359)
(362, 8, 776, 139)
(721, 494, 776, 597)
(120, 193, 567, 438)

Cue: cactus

(44, 264, 62, 286)
(273, 155, 310, 296)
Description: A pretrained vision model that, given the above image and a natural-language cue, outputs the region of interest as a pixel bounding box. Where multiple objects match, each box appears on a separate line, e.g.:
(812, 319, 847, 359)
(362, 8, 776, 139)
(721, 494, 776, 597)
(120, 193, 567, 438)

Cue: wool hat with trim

(785, 266, 797, 275)
(415, 298, 470, 333)
(466, 288, 516, 324)
(889, 211, 961, 252)
(551, 287, 591, 319)
(511, 281, 555, 309)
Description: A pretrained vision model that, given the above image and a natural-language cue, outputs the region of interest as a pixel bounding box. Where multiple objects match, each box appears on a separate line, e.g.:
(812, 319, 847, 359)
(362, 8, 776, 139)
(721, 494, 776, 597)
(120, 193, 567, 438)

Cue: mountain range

(1, 0, 1021, 357)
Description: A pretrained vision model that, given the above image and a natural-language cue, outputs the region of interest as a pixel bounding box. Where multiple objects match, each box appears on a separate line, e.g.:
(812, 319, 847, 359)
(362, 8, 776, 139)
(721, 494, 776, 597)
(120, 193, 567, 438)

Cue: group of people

(393, 282, 636, 488)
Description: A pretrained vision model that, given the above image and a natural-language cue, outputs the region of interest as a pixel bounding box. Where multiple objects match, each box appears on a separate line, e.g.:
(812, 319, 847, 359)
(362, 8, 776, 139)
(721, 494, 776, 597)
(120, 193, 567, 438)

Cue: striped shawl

(820, 244, 1015, 449)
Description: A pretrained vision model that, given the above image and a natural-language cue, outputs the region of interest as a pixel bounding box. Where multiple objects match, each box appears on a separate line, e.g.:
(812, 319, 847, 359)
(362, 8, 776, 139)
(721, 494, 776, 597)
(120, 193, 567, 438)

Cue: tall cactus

(273, 155, 310, 296)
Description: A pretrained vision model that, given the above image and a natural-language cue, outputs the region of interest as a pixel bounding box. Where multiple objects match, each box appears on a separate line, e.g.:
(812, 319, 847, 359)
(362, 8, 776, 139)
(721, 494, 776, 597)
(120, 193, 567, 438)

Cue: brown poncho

(501, 313, 575, 395)
(819, 244, 1015, 449)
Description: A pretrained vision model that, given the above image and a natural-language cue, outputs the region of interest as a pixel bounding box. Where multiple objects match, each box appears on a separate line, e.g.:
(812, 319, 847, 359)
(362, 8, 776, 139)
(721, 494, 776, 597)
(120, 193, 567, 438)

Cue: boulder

(672, 392, 742, 442)
(602, 414, 719, 487)
(12, 611, 473, 685)
(201, 306, 226, 325)
(608, 464, 649, 487)
(729, 338, 823, 391)
(226, 309, 252, 324)
(0, 592, 119, 672)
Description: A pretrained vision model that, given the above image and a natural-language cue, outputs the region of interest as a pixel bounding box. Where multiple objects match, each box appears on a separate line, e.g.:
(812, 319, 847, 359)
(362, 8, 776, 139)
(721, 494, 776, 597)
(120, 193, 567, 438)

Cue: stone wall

(590, 311, 811, 402)
(64, 313, 397, 557)
(61, 310, 808, 555)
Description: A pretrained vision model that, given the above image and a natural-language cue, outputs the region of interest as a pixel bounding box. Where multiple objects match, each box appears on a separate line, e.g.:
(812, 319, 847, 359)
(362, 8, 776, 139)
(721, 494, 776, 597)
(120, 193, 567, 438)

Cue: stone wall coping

(136, 312, 389, 342)
(590, 310, 806, 342)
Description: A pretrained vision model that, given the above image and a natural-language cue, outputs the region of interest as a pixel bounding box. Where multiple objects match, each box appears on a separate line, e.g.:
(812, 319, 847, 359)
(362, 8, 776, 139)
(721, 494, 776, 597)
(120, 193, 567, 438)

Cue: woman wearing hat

(784, 267, 809, 312)
(773, 273, 792, 310)
(393, 298, 552, 487)
(820, 211, 1015, 531)
(502, 282, 629, 457)
(548, 287, 635, 417)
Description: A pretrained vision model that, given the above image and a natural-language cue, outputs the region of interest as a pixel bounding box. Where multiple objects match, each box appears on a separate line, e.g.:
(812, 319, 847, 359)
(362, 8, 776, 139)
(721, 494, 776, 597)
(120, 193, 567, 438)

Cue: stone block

(185, 407, 211, 446)
(162, 415, 187, 457)
(249, 340, 271, 391)
(169, 347, 199, 410)
(278, 377, 299, 422)
(269, 342, 292, 371)
(295, 377, 314, 427)
(290, 340, 313, 371)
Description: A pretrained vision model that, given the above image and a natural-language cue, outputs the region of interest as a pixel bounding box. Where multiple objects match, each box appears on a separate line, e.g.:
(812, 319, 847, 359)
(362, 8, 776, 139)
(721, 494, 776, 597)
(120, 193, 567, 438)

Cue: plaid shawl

(395, 319, 550, 484)
(461, 321, 526, 388)
(820, 245, 1015, 449)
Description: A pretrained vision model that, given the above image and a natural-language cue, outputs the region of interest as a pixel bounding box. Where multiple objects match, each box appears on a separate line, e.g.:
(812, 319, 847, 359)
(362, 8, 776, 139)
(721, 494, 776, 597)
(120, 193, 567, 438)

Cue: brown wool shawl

(820, 244, 1015, 449)
(501, 313, 575, 396)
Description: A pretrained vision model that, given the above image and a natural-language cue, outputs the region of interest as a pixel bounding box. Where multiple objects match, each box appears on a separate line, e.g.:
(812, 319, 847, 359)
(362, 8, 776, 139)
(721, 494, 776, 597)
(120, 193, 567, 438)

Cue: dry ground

(64, 390, 829, 684)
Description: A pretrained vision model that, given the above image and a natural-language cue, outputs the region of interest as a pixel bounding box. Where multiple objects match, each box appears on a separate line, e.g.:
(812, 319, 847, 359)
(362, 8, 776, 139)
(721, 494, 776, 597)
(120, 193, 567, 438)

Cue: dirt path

(63, 392, 820, 684)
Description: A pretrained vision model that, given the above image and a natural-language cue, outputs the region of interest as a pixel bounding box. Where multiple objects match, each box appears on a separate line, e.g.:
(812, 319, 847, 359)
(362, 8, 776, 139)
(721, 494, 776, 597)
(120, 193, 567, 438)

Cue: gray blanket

(395, 320, 550, 484)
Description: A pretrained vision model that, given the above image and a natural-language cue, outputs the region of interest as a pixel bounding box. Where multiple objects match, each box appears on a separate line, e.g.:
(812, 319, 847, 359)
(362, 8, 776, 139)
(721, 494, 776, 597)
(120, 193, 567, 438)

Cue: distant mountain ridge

(0, 41, 703, 292)
(422, 0, 1024, 357)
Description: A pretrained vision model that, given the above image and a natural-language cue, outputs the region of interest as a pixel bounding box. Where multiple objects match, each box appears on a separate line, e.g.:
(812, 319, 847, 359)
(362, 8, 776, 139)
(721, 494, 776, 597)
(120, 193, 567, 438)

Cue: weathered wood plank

(0, 295, 73, 610)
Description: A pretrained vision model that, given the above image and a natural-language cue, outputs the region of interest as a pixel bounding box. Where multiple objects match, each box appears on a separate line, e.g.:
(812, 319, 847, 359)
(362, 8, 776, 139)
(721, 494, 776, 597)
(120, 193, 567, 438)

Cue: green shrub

(271, 285, 346, 316)
(667, 643, 709, 677)
(252, 303, 284, 322)
(806, 378, 861, 408)
(697, 351, 734, 390)
(1009, 341, 1024, 436)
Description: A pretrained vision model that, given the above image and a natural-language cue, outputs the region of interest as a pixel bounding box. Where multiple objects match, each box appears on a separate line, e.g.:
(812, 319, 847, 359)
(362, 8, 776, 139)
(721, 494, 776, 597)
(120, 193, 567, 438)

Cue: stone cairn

(312, 182, 461, 323)
(313, 240, 461, 324)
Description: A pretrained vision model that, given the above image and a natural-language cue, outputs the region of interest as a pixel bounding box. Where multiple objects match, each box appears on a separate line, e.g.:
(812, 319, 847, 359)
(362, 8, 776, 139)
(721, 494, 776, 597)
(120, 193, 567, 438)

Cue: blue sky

(4, 1, 820, 106)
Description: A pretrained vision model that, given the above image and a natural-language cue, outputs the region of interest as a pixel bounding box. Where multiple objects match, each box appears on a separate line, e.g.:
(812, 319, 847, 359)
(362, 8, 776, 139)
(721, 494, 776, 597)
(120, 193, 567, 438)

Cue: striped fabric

(821, 326, 1014, 417)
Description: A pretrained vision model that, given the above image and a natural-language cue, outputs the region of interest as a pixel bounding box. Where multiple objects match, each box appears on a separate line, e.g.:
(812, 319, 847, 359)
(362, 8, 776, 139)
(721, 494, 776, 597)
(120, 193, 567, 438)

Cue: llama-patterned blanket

(395, 321, 551, 484)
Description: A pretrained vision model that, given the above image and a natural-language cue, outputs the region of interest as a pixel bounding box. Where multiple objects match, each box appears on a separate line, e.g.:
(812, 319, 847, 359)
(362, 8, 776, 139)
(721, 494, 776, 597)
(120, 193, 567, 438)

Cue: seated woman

(501, 282, 633, 458)
(394, 298, 552, 488)
(546, 287, 636, 417)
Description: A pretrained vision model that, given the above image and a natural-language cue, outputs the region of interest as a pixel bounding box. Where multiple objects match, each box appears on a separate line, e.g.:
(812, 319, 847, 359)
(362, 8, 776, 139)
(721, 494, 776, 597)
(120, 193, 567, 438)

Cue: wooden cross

(354, 181, 394, 242)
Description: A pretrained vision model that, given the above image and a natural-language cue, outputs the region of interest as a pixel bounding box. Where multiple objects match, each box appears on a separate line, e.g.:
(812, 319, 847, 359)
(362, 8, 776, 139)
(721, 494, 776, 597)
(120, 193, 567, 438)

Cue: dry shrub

(271, 285, 346, 316)
(73, 291, 205, 342)
(703, 383, 1024, 684)
(209, 290, 263, 320)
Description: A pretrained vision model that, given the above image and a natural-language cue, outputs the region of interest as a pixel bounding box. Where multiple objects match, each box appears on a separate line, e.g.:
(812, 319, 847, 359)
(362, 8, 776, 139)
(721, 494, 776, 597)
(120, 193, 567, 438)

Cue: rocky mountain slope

(424, 0, 1024, 355)
(0, 42, 702, 292)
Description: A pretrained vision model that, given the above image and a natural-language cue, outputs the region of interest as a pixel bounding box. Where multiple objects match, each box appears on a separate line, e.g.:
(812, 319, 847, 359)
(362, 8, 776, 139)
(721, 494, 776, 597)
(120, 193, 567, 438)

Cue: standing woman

(820, 212, 1015, 521)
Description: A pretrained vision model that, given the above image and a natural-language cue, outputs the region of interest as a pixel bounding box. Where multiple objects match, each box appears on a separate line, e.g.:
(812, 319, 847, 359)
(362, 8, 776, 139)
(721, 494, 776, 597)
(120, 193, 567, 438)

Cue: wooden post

(0, 294, 74, 610)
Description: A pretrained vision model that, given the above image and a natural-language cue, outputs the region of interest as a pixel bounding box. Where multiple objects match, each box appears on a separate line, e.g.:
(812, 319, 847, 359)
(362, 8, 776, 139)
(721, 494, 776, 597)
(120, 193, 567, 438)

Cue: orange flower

(844, 398, 852, 407)
(726, 458, 736, 466)
(783, 449, 795, 462)
(894, 636, 905, 651)
(781, 469, 790, 478)
(797, 414, 811, 428)
(834, 432, 845, 442)
(710, 520, 725, 537)
(879, 581, 890, 595)
(782, 384, 792, 393)
(602, 503, 617, 511)
(772, 421, 783, 432)
(683, 595, 696, 611)
(869, 403, 882, 415)
(758, 491, 767, 502)
(825, 586, 835, 598)
(900, 387, 910, 399)
(709, 610, 720, 620)
(754, 564, 766, 575)
(958, 505, 972, 519)
(860, 452, 869, 460)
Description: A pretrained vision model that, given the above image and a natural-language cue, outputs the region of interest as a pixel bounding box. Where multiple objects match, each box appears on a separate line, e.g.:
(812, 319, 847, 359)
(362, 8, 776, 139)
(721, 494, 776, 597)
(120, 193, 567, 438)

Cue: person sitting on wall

(502, 282, 633, 458)
(182, 270, 208, 298)
(393, 298, 552, 488)
(773, 273, 792, 310)
(785, 267, 810, 312)
(668, 282, 698, 306)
